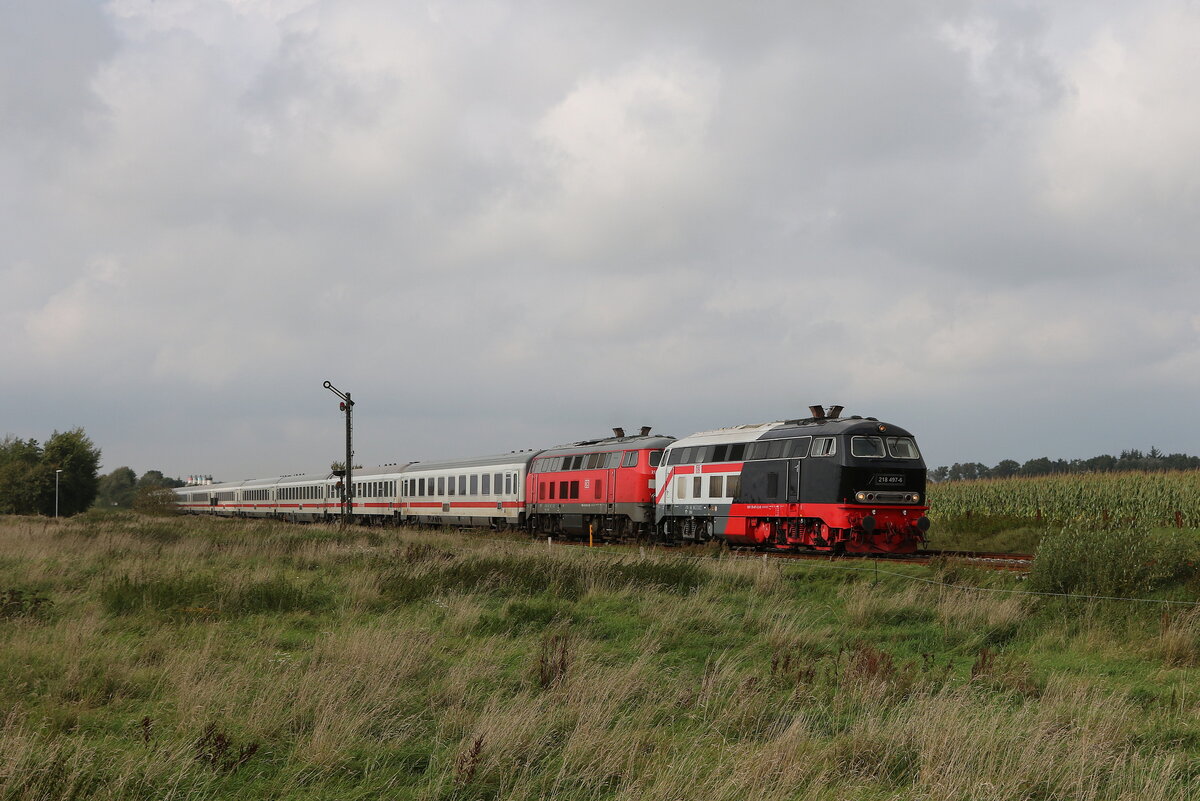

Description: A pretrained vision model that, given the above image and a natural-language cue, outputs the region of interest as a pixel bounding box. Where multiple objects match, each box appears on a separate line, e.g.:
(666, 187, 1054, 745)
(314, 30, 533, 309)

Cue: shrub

(1029, 525, 1199, 597)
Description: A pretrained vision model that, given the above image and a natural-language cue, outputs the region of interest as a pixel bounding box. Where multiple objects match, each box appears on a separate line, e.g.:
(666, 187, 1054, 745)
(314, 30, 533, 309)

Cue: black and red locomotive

(655, 406, 929, 554)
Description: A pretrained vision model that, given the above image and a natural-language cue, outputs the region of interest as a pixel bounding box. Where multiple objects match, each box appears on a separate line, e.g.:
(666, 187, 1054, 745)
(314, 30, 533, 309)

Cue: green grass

(1, 512, 1199, 800)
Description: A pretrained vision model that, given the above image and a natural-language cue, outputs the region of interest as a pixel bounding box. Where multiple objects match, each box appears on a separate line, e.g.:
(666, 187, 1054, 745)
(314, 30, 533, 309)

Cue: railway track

(726, 546, 1034, 571)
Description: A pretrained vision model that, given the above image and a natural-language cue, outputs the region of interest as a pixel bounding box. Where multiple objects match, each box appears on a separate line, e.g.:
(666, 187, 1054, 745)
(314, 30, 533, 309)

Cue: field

(2, 511, 1200, 800)
(928, 470, 1200, 529)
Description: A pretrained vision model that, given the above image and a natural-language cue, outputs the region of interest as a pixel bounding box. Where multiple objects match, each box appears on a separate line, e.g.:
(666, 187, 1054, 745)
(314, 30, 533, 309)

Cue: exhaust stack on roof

(640, 426, 652, 436)
(613, 427, 625, 438)
(827, 405, 843, 418)
(808, 405, 825, 419)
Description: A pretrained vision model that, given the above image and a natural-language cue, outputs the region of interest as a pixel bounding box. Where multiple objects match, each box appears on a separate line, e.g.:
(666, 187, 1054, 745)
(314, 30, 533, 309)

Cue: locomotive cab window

(851, 437, 886, 458)
(812, 438, 836, 457)
(886, 437, 921, 459)
(649, 450, 663, 467)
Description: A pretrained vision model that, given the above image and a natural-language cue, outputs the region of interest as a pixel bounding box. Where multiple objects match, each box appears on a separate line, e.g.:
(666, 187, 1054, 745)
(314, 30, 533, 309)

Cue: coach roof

(402, 452, 539, 472)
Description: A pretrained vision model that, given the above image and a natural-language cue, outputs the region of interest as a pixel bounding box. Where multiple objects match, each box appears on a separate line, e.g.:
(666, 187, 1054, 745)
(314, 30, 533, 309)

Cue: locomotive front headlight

(856, 492, 867, 502)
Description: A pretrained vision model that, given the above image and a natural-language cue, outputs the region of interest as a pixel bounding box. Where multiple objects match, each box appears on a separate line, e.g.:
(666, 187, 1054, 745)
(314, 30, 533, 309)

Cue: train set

(174, 406, 931, 554)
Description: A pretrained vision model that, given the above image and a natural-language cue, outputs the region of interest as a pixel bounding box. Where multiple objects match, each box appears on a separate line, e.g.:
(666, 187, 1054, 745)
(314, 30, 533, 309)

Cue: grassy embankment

(2, 511, 1200, 800)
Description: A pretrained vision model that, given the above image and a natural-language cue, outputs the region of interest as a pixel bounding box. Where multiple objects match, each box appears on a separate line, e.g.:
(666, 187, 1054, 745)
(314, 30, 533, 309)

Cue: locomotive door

(786, 459, 802, 503)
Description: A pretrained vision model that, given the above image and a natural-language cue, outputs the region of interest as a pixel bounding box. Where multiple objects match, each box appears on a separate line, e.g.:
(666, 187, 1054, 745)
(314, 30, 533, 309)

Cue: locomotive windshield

(850, 436, 886, 458)
(851, 435, 921, 459)
(886, 437, 920, 459)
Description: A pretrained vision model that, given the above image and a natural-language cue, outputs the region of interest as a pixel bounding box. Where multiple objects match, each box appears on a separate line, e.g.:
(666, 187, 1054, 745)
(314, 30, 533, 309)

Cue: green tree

(96, 466, 138, 508)
(40, 428, 102, 516)
(137, 469, 185, 490)
(0, 436, 46, 515)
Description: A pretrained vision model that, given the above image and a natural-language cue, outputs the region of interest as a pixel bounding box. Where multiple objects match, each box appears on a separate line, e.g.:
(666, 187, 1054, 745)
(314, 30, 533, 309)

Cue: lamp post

(55, 469, 63, 519)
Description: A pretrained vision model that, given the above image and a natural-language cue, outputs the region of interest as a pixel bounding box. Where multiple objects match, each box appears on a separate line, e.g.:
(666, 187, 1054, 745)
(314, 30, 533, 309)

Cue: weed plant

(0, 513, 1198, 800)
(1030, 524, 1200, 596)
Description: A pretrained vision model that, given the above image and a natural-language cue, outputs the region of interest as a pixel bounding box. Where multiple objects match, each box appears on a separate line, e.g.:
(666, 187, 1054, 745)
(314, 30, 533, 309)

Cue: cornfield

(927, 470, 1200, 528)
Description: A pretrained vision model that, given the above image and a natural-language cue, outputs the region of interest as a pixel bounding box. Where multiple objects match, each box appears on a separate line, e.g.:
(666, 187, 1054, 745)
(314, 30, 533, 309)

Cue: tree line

(95, 467, 186, 509)
(1, 427, 184, 516)
(930, 448, 1200, 482)
(0, 428, 102, 516)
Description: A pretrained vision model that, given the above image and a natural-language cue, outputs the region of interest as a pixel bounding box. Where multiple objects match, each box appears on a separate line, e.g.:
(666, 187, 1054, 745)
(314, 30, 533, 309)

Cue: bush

(1029, 525, 1199, 597)
(132, 486, 179, 516)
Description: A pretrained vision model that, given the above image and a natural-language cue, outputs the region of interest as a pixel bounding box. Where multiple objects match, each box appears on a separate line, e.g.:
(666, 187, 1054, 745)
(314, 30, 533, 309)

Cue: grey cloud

(2, 0, 1198, 478)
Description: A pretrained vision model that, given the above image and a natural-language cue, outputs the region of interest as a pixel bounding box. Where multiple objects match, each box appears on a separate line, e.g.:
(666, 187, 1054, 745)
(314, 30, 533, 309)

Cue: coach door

(606, 452, 617, 510)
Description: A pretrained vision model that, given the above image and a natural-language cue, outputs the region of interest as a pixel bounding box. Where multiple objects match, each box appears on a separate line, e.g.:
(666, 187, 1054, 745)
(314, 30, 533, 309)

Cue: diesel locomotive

(655, 406, 929, 554)
(174, 406, 929, 554)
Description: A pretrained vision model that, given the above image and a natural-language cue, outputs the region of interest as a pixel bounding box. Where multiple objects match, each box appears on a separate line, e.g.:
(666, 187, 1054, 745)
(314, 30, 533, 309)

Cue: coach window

(540, 483, 547, 500)
(559, 480, 568, 499)
(649, 450, 663, 467)
(693, 476, 703, 498)
(470, 475, 478, 495)
(709, 476, 724, 497)
(437, 477, 445, 495)
(676, 476, 688, 499)
(569, 481, 579, 499)
(481, 474, 490, 495)
(622, 451, 637, 468)
(549, 481, 556, 499)
(458, 476, 466, 495)
(726, 475, 740, 498)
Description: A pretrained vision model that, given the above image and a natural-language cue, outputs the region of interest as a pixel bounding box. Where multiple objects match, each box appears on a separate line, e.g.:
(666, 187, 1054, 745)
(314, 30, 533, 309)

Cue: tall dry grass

(1, 513, 1198, 800)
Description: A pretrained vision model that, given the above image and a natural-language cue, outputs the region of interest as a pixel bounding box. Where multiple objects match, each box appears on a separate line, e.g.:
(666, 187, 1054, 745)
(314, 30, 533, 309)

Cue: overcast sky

(3, 0, 1198, 480)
